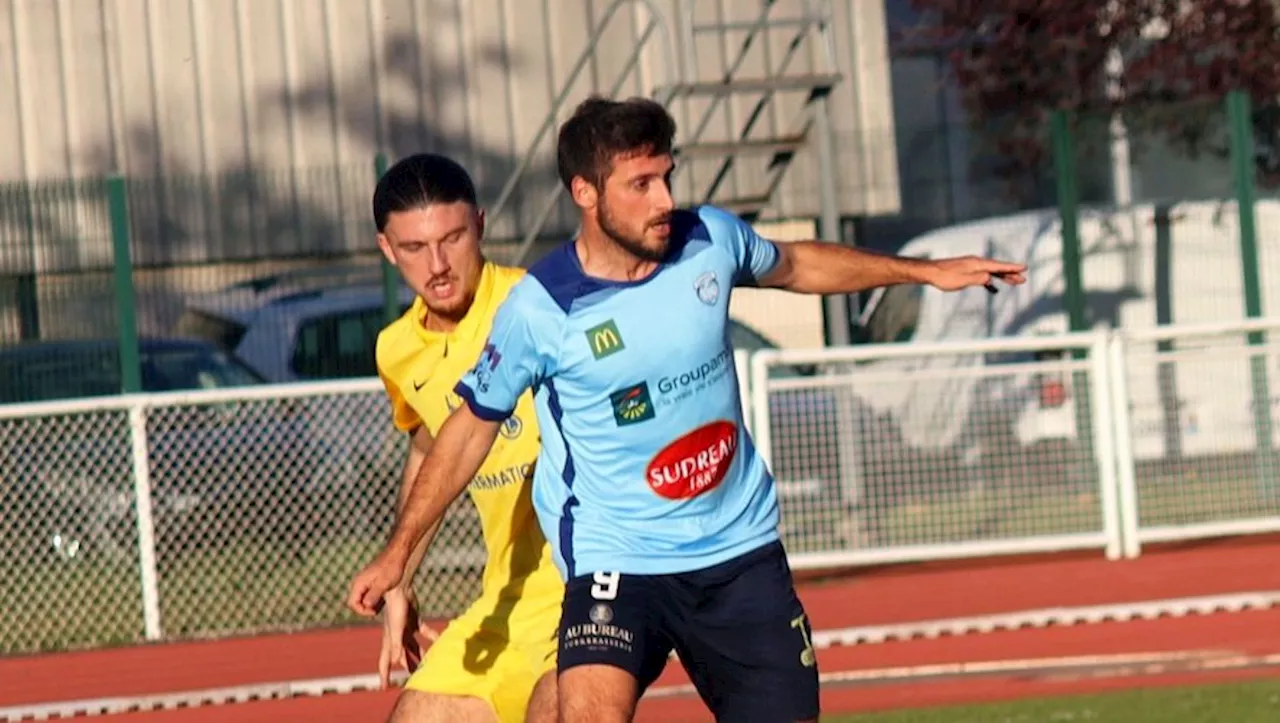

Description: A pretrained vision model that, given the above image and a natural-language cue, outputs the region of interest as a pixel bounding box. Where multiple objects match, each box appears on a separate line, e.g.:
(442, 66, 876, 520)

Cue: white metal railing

(7, 320, 1280, 655)
(1112, 317, 1280, 557)
(749, 331, 1123, 569)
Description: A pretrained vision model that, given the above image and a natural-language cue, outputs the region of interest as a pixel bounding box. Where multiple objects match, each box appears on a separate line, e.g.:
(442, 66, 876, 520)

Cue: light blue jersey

(455, 204, 783, 579)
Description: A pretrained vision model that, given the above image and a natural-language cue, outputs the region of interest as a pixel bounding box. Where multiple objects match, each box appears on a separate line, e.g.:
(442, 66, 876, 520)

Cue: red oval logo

(646, 421, 738, 499)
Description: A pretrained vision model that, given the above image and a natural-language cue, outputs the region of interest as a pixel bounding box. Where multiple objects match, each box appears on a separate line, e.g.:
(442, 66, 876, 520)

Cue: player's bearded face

(377, 202, 485, 323)
(596, 152, 676, 262)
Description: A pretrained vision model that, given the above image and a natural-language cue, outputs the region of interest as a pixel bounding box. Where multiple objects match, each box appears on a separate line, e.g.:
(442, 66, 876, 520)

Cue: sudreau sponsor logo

(646, 420, 738, 500)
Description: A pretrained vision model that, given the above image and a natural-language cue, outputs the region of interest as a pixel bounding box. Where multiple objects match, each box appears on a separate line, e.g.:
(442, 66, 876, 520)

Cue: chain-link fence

(0, 379, 485, 656)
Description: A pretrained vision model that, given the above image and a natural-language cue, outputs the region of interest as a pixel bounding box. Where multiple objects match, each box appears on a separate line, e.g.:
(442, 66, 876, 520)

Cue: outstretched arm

(757, 241, 1027, 295)
(347, 405, 500, 616)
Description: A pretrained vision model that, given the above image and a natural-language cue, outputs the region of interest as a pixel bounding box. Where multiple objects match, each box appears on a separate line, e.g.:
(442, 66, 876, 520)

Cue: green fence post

(106, 175, 141, 394)
(1051, 109, 1097, 496)
(375, 153, 399, 327)
(1226, 89, 1276, 498)
(1051, 110, 1087, 338)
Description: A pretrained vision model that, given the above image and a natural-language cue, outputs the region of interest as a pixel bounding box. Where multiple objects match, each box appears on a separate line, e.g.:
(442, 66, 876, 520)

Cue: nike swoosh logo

(413, 379, 427, 391)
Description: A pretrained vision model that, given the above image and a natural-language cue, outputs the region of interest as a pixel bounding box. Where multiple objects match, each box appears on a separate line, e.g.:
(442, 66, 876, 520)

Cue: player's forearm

(395, 516, 442, 591)
(390, 432, 441, 591)
(384, 412, 498, 564)
(385, 466, 468, 565)
(771, 241, 936, 294)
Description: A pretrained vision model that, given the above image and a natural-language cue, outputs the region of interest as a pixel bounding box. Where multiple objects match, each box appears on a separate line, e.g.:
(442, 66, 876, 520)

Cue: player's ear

(376, 233, 397, 267)
(571, 176, 597, 210)
(474, 207, 486, 239)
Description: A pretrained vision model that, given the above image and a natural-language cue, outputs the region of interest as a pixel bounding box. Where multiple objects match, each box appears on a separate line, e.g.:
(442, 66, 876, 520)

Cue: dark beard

(599, 200, 670, 263)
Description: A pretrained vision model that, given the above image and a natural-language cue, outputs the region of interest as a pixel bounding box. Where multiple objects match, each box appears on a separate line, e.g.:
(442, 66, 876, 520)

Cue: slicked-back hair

(556, 95, 677, 191)
(372, 153, 478, 232)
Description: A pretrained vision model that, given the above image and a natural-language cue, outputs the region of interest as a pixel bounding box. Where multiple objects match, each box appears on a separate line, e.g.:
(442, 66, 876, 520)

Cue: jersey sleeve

(374, 330, 423, 433)
(455, 284, 555, 421)
(377, 367, 422, 432)
(700, 205, 781, 287)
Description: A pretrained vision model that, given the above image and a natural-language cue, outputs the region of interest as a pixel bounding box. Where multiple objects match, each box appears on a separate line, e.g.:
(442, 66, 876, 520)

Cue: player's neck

(575, 228, 659, 282)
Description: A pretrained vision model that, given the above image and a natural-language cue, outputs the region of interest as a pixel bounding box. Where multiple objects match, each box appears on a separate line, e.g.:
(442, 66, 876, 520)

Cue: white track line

(809, 590, 1280, 647)
(4, 590, 1280, 721)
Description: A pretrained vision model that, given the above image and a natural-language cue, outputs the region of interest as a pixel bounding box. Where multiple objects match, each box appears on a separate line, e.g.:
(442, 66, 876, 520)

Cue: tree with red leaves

(905, 0, 1280, 189)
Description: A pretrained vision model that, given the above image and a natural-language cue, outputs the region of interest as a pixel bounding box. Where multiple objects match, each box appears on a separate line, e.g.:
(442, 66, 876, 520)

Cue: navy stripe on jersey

(526, 209, 706, 313)
(453, 381, 510, 421)
(545, 378, 578, 576)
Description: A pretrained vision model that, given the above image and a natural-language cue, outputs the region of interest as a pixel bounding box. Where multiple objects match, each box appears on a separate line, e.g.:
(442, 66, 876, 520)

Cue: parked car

(175, 264, 416, 383)
(0, 337, 265, 404)
(0, 338, 375, 561)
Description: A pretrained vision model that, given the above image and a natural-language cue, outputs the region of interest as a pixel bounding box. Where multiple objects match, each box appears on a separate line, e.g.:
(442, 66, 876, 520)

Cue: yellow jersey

(375, 261, 562, 638)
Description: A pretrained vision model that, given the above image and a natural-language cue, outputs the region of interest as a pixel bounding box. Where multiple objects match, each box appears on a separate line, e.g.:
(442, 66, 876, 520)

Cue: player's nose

(427, 244, 450, 274)
(652, 179, 675, 213)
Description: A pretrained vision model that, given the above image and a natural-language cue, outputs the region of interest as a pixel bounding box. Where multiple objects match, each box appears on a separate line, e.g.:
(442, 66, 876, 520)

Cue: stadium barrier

(5, 323, 1280, 655)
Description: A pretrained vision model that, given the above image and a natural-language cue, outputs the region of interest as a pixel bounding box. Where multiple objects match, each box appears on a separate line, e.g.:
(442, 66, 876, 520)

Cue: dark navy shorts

(557, 540, 820, 722)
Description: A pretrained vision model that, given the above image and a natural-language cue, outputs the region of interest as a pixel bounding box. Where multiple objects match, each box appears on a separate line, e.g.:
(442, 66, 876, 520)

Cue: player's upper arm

(700, 205, 784, 288)
(455, 282, 558, 421)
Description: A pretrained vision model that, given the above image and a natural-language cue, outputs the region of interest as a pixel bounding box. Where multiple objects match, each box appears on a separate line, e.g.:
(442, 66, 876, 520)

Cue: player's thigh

(388, 689, 497, 723)
(673, 542, 820, 723)
(559, 664, 639, 723)
(523, 670, 559, 723)
(556, 570, 673, 722)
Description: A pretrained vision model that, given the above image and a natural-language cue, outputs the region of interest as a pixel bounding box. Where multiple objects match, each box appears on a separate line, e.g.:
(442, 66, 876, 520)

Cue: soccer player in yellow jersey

(365, 152, 563, 723)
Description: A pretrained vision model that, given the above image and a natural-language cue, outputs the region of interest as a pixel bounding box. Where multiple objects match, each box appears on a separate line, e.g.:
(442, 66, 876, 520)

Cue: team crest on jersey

(694, 270, 719, 305)
(609, 382, 655, 426)
(499, 414, 523, 440)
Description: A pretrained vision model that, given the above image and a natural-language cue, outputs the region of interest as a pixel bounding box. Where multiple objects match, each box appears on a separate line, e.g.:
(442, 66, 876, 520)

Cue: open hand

(347, 550, 408, 618)
(927, 256, 1027, 292)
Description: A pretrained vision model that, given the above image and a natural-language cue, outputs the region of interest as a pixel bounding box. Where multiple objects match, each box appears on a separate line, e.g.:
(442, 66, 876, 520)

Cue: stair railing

(484, 0, 678, 265)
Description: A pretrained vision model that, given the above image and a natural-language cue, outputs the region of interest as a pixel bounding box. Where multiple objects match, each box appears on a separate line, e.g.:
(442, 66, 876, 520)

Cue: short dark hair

(556, 95, 677, 191)
(372, 153, 478, 232)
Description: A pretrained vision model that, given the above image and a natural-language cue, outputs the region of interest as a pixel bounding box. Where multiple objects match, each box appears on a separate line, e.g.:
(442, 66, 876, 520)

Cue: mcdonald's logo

(585, 319, 625, 360)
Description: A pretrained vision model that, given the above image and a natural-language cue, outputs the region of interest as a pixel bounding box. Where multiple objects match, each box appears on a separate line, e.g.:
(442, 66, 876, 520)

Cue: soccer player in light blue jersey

(349, 96, 1027, 723)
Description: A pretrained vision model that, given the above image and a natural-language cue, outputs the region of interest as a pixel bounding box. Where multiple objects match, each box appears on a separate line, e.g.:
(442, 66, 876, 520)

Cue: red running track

(3, 536, 1280, 721)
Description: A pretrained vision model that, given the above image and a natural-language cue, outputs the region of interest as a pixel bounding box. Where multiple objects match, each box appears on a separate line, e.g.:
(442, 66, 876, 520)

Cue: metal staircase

(486, 0, 845, 285)
(658, 0, 842, 227)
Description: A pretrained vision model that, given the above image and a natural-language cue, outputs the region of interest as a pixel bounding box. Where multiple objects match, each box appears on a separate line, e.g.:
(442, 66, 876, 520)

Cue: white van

(850, 198, 1280, 465)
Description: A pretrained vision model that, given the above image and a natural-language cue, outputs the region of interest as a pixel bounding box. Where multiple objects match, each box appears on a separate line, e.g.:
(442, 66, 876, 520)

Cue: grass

(825, 678, 1280, 722)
